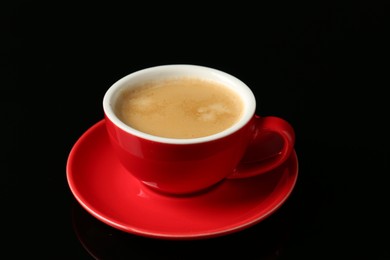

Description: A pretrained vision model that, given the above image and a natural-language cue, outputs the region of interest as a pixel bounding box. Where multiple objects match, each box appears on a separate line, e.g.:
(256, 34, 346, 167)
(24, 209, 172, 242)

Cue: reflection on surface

(71, 199, 294, 259)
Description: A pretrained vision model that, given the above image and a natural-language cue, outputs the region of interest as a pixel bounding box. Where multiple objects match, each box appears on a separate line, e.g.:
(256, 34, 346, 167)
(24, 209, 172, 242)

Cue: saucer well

(66, 120, 298, 240)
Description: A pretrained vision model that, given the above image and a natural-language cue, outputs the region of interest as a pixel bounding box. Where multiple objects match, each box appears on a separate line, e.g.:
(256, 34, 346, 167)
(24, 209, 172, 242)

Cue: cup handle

(227, 115, 295, 179)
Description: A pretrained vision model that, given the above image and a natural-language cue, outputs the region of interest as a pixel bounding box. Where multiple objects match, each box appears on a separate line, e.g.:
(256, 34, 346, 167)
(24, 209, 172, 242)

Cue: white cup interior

(103, 64, 256, 144)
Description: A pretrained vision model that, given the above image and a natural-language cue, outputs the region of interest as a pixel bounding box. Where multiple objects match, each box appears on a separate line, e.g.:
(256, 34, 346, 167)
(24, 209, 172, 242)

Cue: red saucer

(66, 120, 298, 240)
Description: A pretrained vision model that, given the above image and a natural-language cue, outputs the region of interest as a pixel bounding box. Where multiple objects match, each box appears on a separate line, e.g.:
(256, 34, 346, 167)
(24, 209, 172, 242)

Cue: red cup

(103, 65, 295, 195)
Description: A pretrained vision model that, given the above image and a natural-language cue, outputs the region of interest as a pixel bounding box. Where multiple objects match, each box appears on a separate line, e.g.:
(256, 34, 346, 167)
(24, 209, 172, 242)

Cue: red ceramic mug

(103, 64, 295, 195)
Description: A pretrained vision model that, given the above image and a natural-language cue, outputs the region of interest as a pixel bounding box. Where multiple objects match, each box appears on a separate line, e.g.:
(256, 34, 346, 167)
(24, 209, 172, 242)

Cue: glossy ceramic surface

(67, 120, 298, 240)
(103, 64, 295, 195)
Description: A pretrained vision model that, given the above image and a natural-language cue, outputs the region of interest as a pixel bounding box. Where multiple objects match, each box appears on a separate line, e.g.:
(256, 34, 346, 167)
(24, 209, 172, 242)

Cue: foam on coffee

(115, 77, 243, 139)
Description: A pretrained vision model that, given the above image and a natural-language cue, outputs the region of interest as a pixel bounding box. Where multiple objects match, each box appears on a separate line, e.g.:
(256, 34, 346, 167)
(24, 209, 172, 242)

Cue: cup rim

(103, 64, 256, 144)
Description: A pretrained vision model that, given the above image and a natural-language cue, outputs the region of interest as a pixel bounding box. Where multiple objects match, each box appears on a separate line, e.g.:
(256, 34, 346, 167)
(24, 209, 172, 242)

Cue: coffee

(115, 77, 243, 139)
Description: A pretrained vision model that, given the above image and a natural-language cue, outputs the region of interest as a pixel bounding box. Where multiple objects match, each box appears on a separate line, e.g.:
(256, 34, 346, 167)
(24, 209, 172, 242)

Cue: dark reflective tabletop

(3, 2, 389, 259)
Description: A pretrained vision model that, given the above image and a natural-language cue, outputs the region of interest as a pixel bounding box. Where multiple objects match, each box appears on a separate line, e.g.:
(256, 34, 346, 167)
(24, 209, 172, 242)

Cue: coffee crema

(115, 77, 243, 139)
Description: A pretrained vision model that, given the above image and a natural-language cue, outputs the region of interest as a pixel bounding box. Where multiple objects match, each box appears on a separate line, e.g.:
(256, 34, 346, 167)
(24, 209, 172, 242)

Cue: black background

(2, 2, 389, 259)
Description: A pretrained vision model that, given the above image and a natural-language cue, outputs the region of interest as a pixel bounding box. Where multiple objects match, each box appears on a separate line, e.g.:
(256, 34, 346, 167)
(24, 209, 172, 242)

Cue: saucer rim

(67, 119, 298, 240)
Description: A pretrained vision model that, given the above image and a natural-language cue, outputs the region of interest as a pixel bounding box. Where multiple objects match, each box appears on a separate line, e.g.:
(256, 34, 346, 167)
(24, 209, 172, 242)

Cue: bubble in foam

(129, 96, 154, 110)
(199, 112, 216, 121)
(197, 103, 232, 122)
(209, 103, 230, 114)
